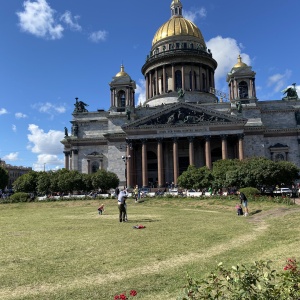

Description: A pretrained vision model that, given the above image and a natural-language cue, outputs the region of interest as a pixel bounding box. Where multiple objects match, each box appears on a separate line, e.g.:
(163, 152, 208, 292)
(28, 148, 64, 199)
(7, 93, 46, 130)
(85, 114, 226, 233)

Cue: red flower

(119, 294, 127, 300)
(130, 290, 137, 296)
(114, 296, 120, 300)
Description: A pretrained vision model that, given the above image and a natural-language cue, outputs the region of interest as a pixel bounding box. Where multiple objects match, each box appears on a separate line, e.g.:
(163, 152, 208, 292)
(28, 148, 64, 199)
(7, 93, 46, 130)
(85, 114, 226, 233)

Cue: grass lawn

(1, 197, 300, 299)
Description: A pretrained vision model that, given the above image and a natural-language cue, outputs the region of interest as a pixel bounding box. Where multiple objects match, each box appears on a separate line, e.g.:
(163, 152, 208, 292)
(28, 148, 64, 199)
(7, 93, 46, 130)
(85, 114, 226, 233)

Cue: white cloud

(60, 11, 81, 31)
(33, 154, 64, 171)
(3, 152, 19, 161)
(12, 124, 17, 132)
(206, 36, 251, 88)
(183, 7, 207, 23)
(27, 124, 64, 155)
(32, 102, 66, 117)
(267, 70, 292, 93)
(15, 112, 28, 119)
(16, 0, 64, 40)
(0, 108, 8, 115)
(89, 30, 108, 43)
(136, 79, 146, 106)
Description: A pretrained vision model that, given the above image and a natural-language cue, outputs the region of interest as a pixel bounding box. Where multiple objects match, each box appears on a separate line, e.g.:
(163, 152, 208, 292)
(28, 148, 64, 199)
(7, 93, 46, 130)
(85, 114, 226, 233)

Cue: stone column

(238, 134, 244, 160)
(172, 64, 175, 91)
(87, 159, 90, 174)
(126, 141, 132, 188)
(72, 149, 78, 171)
(199, 64, 202, 91)
(149, 72, 153, 98)
(157, 138, 164, 188)
(204, 136, 212, 169)
(163, 65, 166, 93)
(173, 138, 179, 186)
(188, 137, 195, 166)
(181, 65, 185, 91)
(141, 139, 148, 187)
(99, 158, 103, 170)
(64, 151, 70, 170)
(221, 135, 228, 160)
(146, 75, 149, 100)
(155, 68, 158, 96)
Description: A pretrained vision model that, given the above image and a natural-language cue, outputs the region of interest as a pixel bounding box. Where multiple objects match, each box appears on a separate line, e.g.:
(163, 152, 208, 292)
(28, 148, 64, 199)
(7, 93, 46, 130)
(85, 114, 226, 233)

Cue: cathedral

(61, 0, 300, 189)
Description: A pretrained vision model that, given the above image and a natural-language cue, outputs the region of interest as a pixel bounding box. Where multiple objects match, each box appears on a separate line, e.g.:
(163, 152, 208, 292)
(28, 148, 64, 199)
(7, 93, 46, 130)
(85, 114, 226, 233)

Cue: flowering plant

(114, 290, 137, 299)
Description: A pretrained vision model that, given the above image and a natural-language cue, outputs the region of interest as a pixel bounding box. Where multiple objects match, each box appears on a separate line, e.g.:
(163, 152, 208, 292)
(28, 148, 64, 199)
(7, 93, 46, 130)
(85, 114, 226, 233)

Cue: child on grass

(235, 203, 243, 216)
(98, 204, 104, 215)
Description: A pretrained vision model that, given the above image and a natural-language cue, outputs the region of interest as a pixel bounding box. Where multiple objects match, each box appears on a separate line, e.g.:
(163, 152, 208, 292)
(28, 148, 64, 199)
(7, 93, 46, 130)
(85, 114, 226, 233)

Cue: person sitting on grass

(97, 204, 104, 215)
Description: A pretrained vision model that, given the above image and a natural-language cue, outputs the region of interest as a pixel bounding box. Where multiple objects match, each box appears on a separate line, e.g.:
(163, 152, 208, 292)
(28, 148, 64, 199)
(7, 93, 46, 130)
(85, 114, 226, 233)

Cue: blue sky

(0, 0, 299, 171)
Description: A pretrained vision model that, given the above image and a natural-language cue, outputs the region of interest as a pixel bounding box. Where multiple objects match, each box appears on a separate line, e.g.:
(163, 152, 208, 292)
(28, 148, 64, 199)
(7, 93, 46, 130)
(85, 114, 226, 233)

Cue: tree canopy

(0, 166, 9, 190)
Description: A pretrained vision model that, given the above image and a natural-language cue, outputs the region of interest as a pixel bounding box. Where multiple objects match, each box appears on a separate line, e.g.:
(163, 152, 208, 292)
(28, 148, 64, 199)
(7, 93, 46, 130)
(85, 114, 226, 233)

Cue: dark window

(175, 70, 182, 90)
(238, 81, 249, 99)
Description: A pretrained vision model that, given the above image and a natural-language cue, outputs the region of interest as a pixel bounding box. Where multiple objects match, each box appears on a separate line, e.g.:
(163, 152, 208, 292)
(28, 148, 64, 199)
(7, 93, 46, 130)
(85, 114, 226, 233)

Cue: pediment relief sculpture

(137, 107, 231, 127)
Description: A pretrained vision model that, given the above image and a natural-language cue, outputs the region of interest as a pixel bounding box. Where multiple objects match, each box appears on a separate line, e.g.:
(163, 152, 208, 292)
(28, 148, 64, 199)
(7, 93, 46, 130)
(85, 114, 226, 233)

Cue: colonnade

(125, 134, 244, 188)
(145, 63, 215, 100)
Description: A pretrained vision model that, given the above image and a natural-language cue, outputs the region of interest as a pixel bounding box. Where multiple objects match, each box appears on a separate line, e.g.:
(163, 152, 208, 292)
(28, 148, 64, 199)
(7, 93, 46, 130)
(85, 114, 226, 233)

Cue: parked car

(186, 189, 203, 197)
(273, 188, 292, 197)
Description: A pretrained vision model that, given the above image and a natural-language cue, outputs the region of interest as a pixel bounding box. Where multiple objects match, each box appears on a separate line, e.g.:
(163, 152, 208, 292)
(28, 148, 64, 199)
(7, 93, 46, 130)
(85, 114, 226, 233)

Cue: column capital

(63, 151, 70, 156)
(188, 136, 195, 142)
(172, 137, 178, 142)
(220, 134, 228, 140)
(72, 149, 79, 155)
(140, 138, 148, 144)
(204, 135, 211, 141)
(237, 133, 244, 140)
(156, 137, 164, 143)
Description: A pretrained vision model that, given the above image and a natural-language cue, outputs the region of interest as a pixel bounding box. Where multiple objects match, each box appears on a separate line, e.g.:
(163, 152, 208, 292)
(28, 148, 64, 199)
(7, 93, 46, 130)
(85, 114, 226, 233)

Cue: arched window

(118, 91, 126, 107)
(175, 70, 182, 91)
(238, 81, 249, 99)
(194, 71, 197, 90)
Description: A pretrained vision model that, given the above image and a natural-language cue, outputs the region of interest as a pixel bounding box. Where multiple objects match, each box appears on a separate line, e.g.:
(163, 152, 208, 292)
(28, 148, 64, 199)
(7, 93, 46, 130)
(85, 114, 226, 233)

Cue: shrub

(178, 259, 300, 299)
(239, 187, 260, 198)
(9, 192, 32, 203)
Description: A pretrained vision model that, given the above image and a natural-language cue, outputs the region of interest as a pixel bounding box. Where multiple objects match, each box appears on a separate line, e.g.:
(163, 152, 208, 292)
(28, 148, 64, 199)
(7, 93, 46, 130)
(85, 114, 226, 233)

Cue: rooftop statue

(177, 88, 185, 100)
(236, 101, 242, 113)
(126, 108, 131, 121)
(282, 83, 299, 100)
(73, 97, 89, 113)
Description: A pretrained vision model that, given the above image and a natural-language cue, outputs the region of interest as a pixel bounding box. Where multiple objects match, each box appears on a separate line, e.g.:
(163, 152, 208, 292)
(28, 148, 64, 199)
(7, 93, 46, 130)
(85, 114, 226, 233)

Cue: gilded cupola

(152, 0, 206, 49)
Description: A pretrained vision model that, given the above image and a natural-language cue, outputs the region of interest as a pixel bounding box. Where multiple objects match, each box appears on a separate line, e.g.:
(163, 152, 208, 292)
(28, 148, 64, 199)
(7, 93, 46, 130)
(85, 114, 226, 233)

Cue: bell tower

(109, 64, 136, 112)
(227, 55, 257, 102)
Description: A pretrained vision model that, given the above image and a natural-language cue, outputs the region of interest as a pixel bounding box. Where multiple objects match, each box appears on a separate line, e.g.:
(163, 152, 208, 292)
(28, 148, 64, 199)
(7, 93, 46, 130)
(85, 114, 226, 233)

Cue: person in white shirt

(117, 189, 128, 222)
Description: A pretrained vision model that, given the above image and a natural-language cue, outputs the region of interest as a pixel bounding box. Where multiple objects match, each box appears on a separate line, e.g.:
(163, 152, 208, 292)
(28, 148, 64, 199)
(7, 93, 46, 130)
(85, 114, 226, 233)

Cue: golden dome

(152, 16, 205, 46)
(115, 64, 130, 77)
(233, 55, 248, 68)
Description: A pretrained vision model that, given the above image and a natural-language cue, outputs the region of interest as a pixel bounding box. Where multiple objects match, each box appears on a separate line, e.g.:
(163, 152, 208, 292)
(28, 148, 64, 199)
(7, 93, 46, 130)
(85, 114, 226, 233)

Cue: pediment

(123, 103, 246, 130)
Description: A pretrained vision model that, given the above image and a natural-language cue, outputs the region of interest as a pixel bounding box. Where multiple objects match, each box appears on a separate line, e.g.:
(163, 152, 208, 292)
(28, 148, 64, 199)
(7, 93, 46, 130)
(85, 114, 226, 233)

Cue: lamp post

(122, 155, 131, 188)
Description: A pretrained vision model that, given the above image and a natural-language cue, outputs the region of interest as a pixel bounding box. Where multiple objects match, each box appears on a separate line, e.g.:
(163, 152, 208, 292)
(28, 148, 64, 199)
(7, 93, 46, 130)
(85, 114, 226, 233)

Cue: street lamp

(122, 155, 131, 188)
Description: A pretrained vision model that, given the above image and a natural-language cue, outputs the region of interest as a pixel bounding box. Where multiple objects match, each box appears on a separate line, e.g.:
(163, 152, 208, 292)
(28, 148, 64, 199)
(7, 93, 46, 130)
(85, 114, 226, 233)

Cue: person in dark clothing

(237, 191, 249, 216)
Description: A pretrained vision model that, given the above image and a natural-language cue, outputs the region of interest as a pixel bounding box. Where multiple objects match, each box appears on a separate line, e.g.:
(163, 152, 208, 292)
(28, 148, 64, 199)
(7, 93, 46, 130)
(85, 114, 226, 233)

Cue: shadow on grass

(250, 209, 262, 216)
(126, 218, 160, 223)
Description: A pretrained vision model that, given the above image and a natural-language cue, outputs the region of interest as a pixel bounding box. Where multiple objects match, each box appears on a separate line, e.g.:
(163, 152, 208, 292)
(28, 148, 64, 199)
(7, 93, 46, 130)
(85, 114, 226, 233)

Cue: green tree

(212, 159, 241, 188)
(0, 166, 9, 190)
(91, 169, 119, 192)
(13, 171, 38, 193)
(81, 173, 93, 192)
(37, 172, 51, 195)
(177, 165, 213, 190)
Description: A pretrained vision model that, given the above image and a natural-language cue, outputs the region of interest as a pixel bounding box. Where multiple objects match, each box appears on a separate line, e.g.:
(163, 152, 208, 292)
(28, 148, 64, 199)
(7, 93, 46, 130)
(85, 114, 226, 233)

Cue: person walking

(237, 190, 249, 216)
(117, 188, 128, 222)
